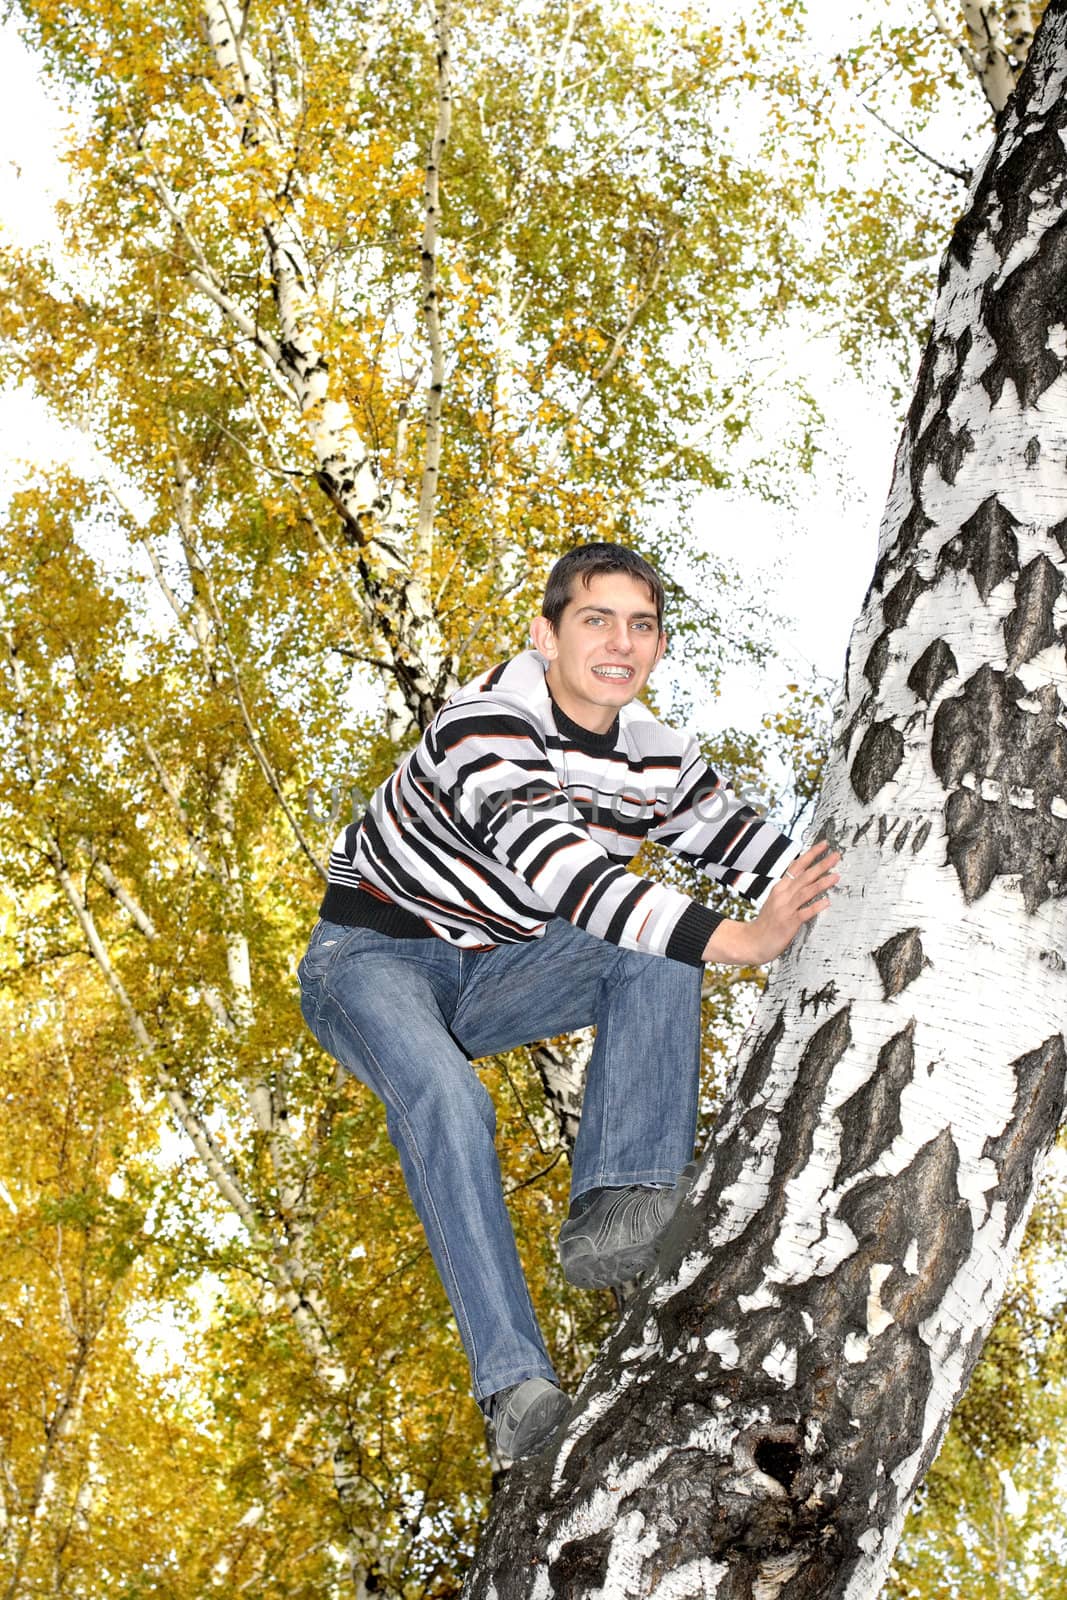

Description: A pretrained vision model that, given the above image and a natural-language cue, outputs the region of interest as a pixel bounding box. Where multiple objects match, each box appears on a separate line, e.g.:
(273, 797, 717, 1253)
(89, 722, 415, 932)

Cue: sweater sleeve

(648, 735, 800, 902)
(426, 706, 722, 964)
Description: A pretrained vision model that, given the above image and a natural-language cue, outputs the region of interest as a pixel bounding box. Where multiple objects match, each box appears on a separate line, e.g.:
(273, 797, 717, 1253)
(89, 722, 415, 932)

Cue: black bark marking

(894, 503, 935, 567)
(660, 1008, 853, 1344)
(736, 1007, 787, 1109)
(923, 411, 974, 485)
(1049, 515, 1067, 562)
(1026, 435, 1042, 466)
(882, 569, 929, 630)
(944, 787, 1001, 901)
(878, 814, 894, 845)
(837, 1024, 915, 1187)
(930, 672, 983, 789)
(876, 326, 976, 593)
(548, 1531, 610, 1590)
(781, 1131, 975, 1575)
(873, 929, 927, 999)
(911, 819, 932, 853)
(908, 637, 959, 704)
(838, 698, 870, 757)
(893, 820, 912, 851)
(932, 666, 1067, 909)
(817, 813, 844, 854)
(949, 197, 982, 269)
(757, 1004, 852, 1194)
(800, 982, 839, 1017)
(863, 630, 891, 691)
(982, 1035, 1067, 1237)
(851, 818, 873, 845)
(937, 496, 1020, 601)
(981, 214, 1067, 408)
(840, 1129, 973, 1331)
(850, 721, 905, 804)
(1003, 553, 1062, 671)
(985, 85, 1067, 260)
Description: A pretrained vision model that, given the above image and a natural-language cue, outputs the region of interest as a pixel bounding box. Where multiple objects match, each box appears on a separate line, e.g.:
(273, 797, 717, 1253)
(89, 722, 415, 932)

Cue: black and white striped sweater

(320, 651, 798, 966)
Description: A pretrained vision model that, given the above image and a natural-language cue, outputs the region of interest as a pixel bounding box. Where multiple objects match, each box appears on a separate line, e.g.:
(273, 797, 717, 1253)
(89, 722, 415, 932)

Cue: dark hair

(541, 542, 665, 631)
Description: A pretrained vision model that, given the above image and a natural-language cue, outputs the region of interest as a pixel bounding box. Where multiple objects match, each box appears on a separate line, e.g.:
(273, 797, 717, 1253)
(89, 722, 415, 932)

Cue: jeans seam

(328, 992, 486, 1389)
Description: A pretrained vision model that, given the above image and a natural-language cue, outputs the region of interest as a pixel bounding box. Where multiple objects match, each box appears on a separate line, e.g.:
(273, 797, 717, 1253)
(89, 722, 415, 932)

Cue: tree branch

(170, 454, 328, 880)
(141, 735, 224, 881)
(860, 97, 973, 181)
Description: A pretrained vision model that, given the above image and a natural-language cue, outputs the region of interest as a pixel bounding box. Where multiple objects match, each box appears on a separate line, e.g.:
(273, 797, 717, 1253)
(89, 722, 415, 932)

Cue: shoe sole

(559, 1236, 660, 1289)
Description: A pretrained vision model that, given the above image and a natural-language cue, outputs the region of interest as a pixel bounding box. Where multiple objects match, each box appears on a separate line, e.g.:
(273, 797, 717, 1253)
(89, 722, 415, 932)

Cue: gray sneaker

(558, 1163, 697, 1289)
(483, 1378, 571, 1459)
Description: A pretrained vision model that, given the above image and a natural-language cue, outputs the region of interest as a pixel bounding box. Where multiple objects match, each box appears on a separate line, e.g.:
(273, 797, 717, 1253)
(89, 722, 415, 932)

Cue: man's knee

(403, 1061, 498, 1142)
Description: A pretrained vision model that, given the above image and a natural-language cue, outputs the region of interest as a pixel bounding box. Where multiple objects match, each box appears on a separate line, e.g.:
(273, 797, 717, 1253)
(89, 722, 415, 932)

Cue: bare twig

(860, 98, 973, 182)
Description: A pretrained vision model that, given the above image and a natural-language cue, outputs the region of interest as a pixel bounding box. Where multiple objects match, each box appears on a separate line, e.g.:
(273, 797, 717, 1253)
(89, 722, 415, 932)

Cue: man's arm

(648, 738, 800, 903)
(701, 840, 840, 964)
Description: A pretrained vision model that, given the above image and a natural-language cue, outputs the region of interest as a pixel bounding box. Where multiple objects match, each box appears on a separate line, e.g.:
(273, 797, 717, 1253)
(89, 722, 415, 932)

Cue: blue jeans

(297, 917, 701, 1400)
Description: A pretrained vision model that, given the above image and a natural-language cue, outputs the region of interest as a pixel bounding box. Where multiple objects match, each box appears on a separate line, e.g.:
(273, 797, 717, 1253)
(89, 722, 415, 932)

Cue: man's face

(530, 571, 666, 733)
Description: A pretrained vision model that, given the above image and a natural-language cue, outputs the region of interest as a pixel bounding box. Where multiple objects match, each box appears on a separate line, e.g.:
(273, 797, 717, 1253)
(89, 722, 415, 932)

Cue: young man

(298, 544, 839, 1459)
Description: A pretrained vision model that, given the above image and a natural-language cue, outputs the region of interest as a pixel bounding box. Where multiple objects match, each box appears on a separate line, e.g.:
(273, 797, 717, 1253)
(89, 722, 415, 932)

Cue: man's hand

(701, 840, 841, 967)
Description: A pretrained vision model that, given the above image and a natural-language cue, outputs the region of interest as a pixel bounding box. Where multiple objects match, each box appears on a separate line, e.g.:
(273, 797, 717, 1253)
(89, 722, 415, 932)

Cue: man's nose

(608, 623, 633, 652)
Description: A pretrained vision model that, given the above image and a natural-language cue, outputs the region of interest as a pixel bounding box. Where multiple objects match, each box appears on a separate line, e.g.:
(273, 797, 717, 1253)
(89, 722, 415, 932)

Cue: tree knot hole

(753, 1434, 803, 1494)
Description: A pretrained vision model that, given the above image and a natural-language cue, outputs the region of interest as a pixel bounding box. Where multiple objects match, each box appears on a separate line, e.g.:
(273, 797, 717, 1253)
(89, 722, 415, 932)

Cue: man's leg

(297, 921, 557, 1403)
(452, 919, 702, 1204)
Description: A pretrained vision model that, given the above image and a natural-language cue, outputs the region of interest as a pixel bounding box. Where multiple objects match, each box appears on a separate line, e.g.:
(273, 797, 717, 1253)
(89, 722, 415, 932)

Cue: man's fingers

(793, 839, 832, 870)
(796, 864, 839, 890)
(785, 855, 840, 893)
(798, 895, 832, 922)
(785, 841, 841, 882)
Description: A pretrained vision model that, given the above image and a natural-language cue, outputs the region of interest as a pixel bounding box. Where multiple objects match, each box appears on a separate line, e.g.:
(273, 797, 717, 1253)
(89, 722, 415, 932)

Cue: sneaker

(558, 1162, 697, 1289)
(482, 1378, 571, 1460)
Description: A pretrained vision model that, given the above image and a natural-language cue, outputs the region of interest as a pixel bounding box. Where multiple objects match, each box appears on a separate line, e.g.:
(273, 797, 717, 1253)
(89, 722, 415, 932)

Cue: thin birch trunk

(193, 0, 456, 735)
(464, 3, 1067, 1593)
(5, 536, 377, 1587)
(930, 1, 1025, 112)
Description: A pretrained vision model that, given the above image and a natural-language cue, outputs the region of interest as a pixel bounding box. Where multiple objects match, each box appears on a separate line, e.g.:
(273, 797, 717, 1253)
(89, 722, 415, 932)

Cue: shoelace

(480, 1384, 514, 1425)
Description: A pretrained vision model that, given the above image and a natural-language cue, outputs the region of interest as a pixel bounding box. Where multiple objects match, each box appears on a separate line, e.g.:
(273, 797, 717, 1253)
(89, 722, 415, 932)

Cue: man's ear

(529, 615, 557, 659)
(654, 629, 668, 668)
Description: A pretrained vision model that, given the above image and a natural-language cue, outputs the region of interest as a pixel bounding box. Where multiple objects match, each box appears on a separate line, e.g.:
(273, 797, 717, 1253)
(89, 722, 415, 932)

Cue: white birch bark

(1004, 2, 1038, 62)
(929, 2, 1030, 111)
(187, 0, 458, 735)
(463, 2, 1067, 1593)
(962, 1, 1020, 108)
(416, 0, 452, 580)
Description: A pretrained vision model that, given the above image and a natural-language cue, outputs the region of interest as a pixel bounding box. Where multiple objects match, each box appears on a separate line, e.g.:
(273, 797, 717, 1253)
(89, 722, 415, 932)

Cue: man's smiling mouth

(591, 665, 634, 680)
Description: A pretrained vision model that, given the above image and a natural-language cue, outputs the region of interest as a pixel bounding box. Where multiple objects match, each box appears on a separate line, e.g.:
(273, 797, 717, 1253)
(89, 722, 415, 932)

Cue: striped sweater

(320, 651, 798, 966)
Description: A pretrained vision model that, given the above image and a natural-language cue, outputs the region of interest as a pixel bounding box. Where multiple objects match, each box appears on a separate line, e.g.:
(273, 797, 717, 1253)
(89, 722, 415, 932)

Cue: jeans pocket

(297, 920, 354, 1000)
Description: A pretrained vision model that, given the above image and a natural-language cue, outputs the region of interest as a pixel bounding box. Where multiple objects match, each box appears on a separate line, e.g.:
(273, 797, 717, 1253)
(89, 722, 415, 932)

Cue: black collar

(549, 695, 620, 753)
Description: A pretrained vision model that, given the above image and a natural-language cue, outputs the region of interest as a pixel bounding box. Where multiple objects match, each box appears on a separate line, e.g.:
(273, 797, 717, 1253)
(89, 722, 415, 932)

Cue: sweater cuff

(665, 902, 723, 967)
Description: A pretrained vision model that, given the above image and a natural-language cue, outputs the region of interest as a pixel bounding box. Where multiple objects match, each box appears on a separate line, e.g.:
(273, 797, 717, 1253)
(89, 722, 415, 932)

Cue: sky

(0, 8, 988, 747)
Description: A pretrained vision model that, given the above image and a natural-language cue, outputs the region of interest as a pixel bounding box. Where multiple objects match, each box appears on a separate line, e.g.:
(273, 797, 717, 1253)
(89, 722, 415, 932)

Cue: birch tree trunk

(928, 2, 1036, 113)
(464, 3, 1067, 1594)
